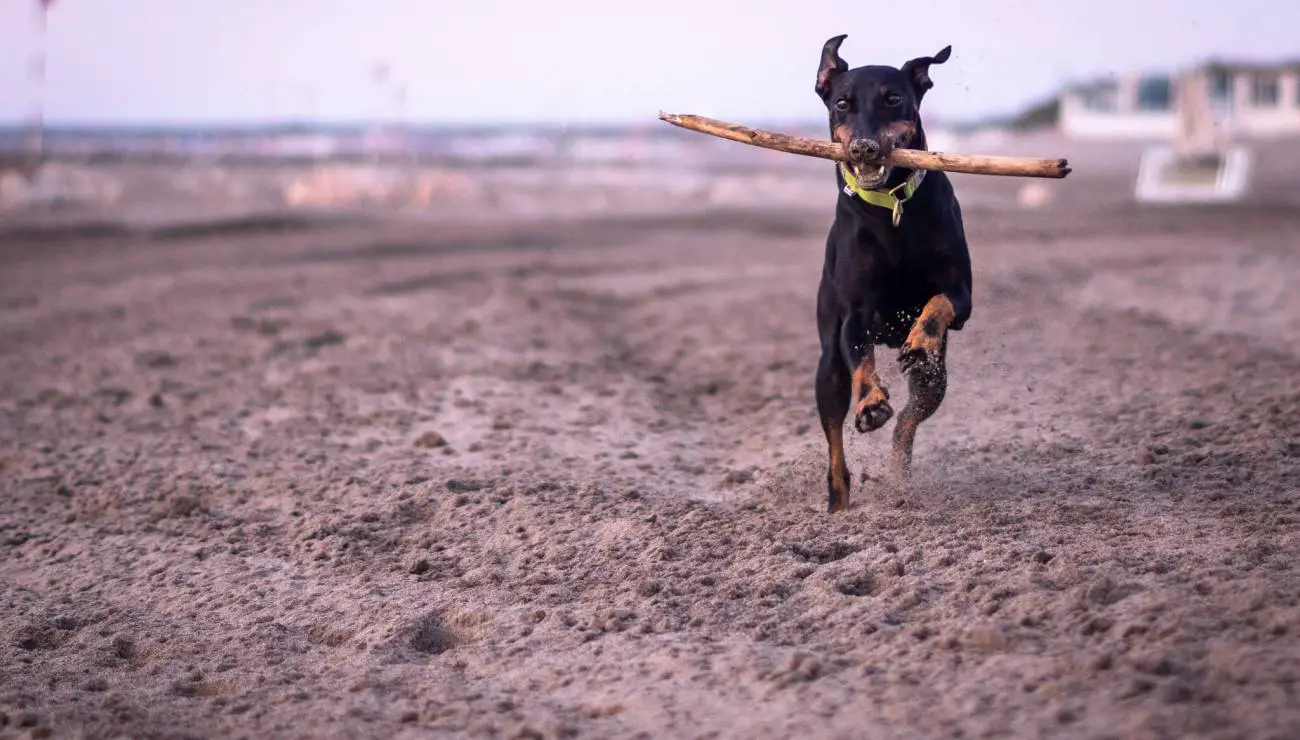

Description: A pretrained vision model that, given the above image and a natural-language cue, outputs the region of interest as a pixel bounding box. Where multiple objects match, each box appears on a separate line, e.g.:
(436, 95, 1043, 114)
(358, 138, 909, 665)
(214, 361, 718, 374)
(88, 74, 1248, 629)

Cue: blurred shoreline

(3, 123, 1300, 237)
(3, 121, 843, 170)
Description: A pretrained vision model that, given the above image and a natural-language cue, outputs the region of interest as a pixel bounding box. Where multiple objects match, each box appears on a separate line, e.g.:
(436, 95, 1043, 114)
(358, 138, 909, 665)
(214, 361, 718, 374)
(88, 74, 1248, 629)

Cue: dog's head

(815, 35, 951, 189)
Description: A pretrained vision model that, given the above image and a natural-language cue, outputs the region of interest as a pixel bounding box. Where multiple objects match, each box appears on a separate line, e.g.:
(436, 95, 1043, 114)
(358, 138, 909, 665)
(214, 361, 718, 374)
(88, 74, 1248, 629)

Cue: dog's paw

(898, 337, 943, 376)
(854, 387, 893, 433)
(900, 315, 947, 375)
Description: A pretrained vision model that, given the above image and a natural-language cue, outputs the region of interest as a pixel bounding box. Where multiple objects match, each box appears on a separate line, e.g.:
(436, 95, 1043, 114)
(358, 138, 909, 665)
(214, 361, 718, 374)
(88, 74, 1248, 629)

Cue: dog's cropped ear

(816, 34, 849, 100)
(901, 45, 952, 101)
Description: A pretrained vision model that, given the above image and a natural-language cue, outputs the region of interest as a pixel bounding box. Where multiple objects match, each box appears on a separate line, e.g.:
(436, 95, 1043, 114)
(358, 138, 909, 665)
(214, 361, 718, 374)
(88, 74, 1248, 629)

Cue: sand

(2, 189, 1299, 739)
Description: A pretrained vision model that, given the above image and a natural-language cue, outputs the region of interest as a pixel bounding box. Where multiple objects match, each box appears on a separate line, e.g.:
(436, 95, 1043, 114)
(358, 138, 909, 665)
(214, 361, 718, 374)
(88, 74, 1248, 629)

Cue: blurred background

(2, 0, 1299, 224)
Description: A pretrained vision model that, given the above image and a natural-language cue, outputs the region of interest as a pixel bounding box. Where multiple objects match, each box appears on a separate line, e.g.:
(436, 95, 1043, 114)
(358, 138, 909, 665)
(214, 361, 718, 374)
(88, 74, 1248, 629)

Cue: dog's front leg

(841, 310, 893, 434)
(891, 291, 967, 478)
(898, 294, 957, 375)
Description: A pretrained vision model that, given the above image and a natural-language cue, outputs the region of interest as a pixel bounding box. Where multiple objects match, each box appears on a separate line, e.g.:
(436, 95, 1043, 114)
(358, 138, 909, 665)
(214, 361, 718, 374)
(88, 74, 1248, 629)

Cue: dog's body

(813, 36, 973, 512)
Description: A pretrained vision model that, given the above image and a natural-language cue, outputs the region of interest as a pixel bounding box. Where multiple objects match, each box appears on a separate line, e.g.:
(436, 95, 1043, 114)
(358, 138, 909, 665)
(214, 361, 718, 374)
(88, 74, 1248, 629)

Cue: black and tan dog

(813, 35, 973, 513)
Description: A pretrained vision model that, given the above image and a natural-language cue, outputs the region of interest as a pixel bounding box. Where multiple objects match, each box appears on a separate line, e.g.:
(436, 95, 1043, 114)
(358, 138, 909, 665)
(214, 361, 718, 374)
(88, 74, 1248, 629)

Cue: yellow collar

(840, 164, 926, 227)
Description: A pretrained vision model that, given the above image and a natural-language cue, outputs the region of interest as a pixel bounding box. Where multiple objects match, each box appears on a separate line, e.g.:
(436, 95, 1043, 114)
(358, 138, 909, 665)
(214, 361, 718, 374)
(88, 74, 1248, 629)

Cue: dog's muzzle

(846, 137, 890, 189)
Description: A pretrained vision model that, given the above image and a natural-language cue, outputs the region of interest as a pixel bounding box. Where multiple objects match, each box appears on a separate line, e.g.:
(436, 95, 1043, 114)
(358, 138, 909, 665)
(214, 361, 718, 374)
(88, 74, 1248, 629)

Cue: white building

(1059, 60, 1300, 140)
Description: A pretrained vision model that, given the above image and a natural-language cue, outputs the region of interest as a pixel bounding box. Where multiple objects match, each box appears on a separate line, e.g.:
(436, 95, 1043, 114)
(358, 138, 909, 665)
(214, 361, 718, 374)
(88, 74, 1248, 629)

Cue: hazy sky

(0, 0, 1295, 125)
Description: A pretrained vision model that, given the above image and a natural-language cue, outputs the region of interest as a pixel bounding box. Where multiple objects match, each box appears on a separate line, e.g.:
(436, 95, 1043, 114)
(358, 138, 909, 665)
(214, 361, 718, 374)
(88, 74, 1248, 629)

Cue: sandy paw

(898, 336, 942, 376)
(854, 389, 893, 433)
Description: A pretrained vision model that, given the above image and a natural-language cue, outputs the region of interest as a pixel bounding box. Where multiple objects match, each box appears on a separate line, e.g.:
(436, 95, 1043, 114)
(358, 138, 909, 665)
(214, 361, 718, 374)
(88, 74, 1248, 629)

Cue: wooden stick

(658, 111, 1071, 179)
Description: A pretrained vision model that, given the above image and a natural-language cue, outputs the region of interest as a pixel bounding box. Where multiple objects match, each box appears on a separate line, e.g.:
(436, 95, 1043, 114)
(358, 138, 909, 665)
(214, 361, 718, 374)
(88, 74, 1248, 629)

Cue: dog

(812, 35, 973, 513)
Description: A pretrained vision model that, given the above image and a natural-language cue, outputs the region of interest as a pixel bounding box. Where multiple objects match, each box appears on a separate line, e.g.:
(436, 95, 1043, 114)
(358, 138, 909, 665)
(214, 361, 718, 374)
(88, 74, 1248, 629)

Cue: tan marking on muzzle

(880, 121, 917, 149)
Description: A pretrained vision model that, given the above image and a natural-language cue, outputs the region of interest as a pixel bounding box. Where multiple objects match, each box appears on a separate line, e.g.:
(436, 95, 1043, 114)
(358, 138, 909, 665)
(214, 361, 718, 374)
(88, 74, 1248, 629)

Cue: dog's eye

(884, 92, 903, 107)
(834, 99, 850, 112)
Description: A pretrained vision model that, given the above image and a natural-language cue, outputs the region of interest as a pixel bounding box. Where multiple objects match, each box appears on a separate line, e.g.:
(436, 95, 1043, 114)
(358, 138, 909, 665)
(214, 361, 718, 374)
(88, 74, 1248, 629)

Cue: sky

(0, 0, 1296, 126)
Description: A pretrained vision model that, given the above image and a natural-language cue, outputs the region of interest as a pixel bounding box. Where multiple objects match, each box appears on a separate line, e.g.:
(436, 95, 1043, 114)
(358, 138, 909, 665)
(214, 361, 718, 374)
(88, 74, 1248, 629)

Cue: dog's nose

(847, 138, 882, 161)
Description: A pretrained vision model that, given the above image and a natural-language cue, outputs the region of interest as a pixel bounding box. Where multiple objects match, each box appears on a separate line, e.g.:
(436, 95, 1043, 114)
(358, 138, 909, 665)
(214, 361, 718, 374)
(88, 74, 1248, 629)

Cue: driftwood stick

(658, 111, 1071, 179)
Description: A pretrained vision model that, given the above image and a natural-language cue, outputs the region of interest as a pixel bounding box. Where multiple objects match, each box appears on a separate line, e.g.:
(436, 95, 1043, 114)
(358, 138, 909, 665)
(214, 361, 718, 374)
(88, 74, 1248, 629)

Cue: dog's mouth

(849, 162, 891, 190)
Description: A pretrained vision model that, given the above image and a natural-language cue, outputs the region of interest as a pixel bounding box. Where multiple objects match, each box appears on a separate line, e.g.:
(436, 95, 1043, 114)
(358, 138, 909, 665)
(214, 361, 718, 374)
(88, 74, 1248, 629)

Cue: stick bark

(658, 112, 1071, 179)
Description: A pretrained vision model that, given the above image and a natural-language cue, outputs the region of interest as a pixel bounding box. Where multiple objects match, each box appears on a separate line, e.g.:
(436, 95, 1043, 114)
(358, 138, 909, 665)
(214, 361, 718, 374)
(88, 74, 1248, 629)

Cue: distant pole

(29, 0, 55, 165)
(389, 79, 409, 165)
(371, 61, 389, 164)
(369, 61, 411, 165)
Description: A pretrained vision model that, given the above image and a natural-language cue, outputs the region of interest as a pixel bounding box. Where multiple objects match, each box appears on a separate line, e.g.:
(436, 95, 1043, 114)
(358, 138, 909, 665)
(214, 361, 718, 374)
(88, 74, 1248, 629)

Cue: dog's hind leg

(816, 281, 854, 512)
(816, 342, 852, 512)
(890, 337, 947, 480)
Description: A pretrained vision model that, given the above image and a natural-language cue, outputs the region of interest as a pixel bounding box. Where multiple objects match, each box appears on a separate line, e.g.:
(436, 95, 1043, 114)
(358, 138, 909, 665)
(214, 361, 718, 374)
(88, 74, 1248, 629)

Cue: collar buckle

(840, 164, 926, 228)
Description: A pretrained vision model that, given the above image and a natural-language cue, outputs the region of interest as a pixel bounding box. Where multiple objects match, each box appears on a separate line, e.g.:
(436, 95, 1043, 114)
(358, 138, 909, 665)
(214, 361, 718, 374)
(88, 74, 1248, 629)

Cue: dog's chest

(855, 229, 942, 284)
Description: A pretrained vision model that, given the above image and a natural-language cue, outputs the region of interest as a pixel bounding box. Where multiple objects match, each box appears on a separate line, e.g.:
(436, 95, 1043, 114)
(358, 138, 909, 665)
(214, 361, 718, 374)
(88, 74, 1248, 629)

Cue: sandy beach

(2, 150, 1298, 739)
